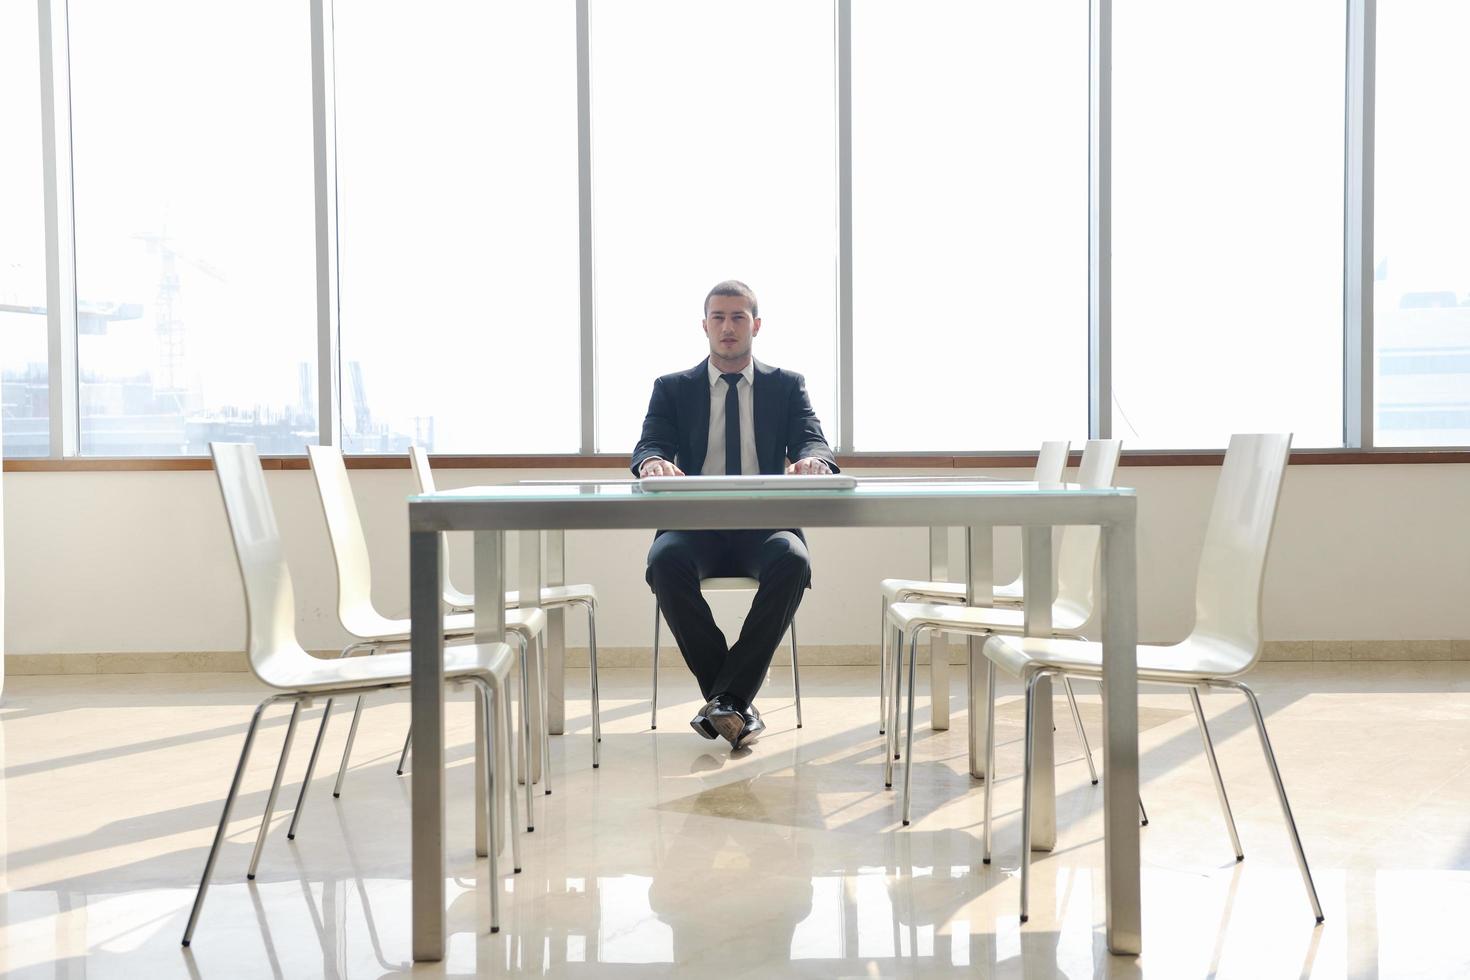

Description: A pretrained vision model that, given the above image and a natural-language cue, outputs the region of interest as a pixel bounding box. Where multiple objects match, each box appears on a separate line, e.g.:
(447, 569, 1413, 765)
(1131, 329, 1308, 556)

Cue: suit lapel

(752, 359, 778, 474)
(684, 359, 710, 474)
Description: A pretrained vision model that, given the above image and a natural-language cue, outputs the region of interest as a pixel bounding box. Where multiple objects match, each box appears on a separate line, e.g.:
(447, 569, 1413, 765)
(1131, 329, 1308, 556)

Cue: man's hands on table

(639, 458, 685, 477)
(638, 457, 832, 476)
(786, 457, 833, 476)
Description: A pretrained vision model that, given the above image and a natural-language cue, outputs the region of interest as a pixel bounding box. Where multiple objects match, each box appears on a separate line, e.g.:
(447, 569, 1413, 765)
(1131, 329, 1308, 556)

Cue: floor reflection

(2, 666, 1470, 977)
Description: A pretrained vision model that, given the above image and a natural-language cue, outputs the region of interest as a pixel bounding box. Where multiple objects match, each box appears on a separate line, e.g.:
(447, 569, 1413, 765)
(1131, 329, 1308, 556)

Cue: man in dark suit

(632, 280, 839, 750)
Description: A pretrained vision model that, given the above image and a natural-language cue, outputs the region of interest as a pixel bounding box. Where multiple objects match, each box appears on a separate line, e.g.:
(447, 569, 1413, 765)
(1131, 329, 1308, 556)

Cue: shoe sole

(709, 710, 745, 745)
(732, 719, 766, 750)
(690, 715, 718, 739)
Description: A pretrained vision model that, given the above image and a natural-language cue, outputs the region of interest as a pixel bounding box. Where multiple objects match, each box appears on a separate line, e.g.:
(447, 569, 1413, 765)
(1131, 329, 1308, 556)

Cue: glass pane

(70, 0, 317, 455)
(852, 1, 1089, 451)
(0, 0, 49, 457)
(335, 0, 579, 454)
(592, 0, 838, 454)
(1374, 2, 1470, 447)
(1113, 1, 1344, 449)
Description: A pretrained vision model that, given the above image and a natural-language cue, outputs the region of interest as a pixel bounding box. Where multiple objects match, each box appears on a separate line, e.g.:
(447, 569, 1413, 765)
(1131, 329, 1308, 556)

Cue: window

(851, 0, 1089, 451)
(591, 0, 838, 454)
(1373, 1, 1470, 447)
(335, 0, 580, 454)
(69, 0, 317, 455)
(1112, 0, 1345, 449)
(1, 0, 49, 457)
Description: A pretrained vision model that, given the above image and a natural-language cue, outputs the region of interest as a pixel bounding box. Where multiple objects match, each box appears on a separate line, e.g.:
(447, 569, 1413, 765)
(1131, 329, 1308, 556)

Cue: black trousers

(646, 529, 811, 709)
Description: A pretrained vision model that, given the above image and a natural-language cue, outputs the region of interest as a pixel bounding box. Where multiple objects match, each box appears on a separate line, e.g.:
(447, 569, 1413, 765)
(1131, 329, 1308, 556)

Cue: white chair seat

(879, 577, 966, 603)
(263, 641, 516, 694)
(504, 584, 598, 608)
(698, 576, 760, 592)
(887, 599, 1089, 638)
(992, 577, 1024, 603)
(340, 606, 546, 645)
(981, 633, 1253, 685)
(446, 583, 598, 612)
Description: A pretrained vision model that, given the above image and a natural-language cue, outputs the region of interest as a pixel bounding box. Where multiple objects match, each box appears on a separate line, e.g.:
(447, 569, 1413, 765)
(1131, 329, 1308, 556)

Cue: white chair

(978, 434, 1322, 925)
(650, 579, 802, 730)
(409, 445, 602, 767)
(876, 439, 1071, 735)
(182, 443, 520, 946)
(305, 444, 549, 836)
(885, 439, 1125, 819)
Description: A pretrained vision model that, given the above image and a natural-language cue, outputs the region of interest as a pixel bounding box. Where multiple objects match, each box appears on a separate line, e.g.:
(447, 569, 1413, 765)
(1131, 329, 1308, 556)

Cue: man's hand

(639, 457, 685, 477)
(786, 456, 832, 476)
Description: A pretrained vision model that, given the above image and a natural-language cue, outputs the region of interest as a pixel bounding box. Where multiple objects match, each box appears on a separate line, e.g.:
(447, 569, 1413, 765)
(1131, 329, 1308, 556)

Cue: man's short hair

(704, 280, 758, 318)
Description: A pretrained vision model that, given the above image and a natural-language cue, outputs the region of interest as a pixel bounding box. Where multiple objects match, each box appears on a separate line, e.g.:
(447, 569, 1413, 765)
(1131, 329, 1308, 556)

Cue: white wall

(3, 462, 1468, 657)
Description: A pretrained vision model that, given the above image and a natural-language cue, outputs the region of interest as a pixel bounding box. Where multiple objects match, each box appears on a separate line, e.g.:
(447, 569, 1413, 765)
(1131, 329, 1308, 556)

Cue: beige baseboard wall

(7, 639, 1470, 675)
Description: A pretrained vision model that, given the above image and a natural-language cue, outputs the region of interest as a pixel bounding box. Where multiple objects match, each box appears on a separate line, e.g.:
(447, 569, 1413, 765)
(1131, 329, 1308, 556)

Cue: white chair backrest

(1187, 433, 1293, 670)
(409, 445, 436, 494)
(1054, 439, 1123, 622)
(409, 446, 475, 606)
(210, 442, 312, 686)
(306, 444, 382, 630)
(1034, 441, 1070, 484)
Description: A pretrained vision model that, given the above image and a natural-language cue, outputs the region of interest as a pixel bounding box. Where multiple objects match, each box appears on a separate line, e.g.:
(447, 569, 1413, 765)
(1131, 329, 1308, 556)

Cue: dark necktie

(721, 372, 743, 475)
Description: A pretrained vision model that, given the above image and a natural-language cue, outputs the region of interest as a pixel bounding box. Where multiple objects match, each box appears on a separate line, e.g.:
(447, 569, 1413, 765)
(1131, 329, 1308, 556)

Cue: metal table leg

(546, 530, 566, 735)
(410, 530, 447, 961)
(966, 526, 993, 778)
(1101, 506, 1141, 954)
(928, 527, 950, 732)
(519, 530, 545, 782)
(1023, 525, 1056, 853)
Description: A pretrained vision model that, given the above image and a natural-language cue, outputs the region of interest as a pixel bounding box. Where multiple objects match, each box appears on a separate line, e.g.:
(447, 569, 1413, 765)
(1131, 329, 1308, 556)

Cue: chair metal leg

(982, 658, 996, 864)
(878, 597, 889, 736)
(1233, 682, 1325, 923)
(182, 698, 275, 947)
(499, 679, 522, 875)
(518, 637, 535, 832)
(287, 698, 334, 840)
(1062, 677, 1099, 785)
(587, 602, 602, 767)
(884, 623, 905, 788)
(537, 636, 553, 797)
(889, 622, 905, 762)
(1020, 671, 1051, 924)
(1190, 687, 1243, 861)
(332, 695, 366, 799)
(1139, 796, 1149, 827)
(396, 727, 412, 776)
(247, 702, 302, 880)
(789, 618, 803, 729)
(900, 627, 924, 826)
(475, 684, 501, 933)
(650, 600, 662, 730)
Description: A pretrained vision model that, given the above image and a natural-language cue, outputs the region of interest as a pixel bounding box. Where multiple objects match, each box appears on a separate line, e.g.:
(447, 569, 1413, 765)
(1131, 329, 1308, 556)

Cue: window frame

(19, 0, 1464, 465)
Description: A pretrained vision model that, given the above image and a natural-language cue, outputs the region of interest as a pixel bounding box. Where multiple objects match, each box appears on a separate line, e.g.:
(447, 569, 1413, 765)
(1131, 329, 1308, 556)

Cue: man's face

(702, 294, 761, 364)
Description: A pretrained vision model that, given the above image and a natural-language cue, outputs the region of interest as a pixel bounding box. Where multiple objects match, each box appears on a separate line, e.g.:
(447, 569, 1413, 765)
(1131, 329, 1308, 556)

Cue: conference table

(407, 478, 1141, 960)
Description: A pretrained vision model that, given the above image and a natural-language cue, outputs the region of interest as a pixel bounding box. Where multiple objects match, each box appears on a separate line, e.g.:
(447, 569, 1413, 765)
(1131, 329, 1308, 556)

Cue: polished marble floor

(2, 662, 1468, 978)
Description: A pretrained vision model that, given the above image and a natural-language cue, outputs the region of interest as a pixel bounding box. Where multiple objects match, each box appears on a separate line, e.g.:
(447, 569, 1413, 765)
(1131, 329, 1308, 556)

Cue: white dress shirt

(702, 360, 758, 476)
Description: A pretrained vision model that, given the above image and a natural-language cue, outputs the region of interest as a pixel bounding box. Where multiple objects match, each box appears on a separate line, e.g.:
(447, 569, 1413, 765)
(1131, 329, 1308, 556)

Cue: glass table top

(411, 477, 1134, 505)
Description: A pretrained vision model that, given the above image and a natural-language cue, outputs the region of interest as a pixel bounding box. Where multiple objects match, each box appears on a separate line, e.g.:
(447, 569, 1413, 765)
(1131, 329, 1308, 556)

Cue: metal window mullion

(1343, 0, 1374, 448)
(835, 0, 854, 452)
(1088, 0, 1112, 441)
(311, 0, 342, 448)
(577, 0, 597, 454)
(38, 0, 79, 458)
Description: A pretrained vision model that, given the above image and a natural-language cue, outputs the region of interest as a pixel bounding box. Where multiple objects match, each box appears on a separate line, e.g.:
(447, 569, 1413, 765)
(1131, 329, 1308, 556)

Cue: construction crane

(133, 231, 224, 408)
(348, 360, 372, 435)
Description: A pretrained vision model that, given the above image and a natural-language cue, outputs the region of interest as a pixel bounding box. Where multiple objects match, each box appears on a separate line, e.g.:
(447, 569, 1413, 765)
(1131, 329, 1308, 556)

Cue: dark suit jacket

(631, 358, 839, 477)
